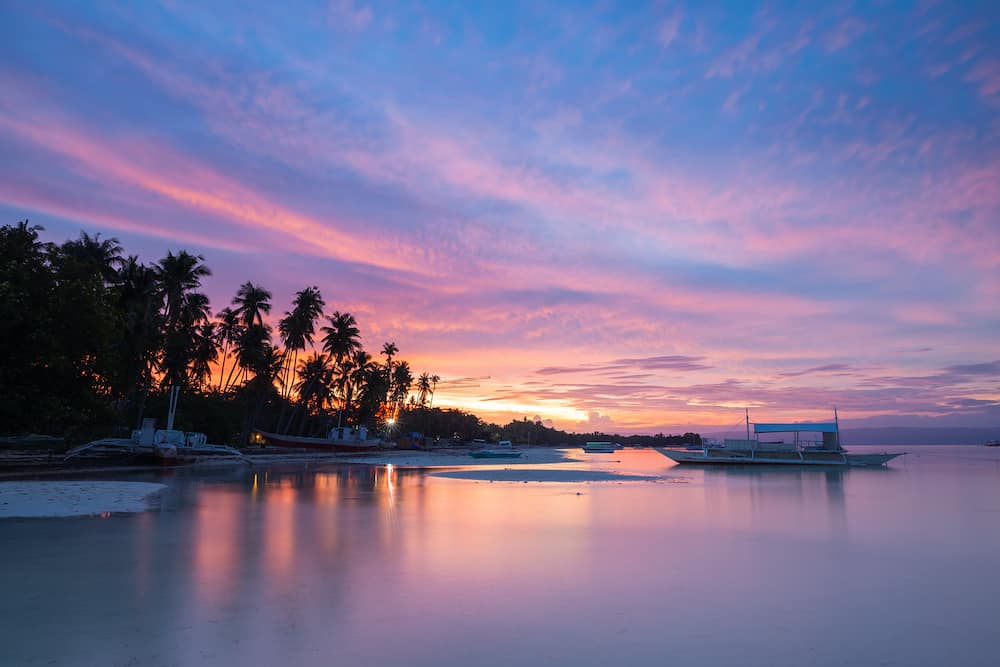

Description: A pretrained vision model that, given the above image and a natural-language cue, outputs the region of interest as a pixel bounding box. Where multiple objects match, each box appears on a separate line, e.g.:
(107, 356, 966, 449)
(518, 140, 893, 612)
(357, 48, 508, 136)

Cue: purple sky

(1, 1, 998, 433)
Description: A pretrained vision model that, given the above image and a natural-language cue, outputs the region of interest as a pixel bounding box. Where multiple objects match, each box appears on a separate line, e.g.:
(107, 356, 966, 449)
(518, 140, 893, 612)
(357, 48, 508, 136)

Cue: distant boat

(582, 441, 619, 453)
(657, 410, 903, 468)
(252, 426, 382, 452)
(469, 449, 523, 459)
(986, 440, 1000, 447)
(469, 440, 522, 458)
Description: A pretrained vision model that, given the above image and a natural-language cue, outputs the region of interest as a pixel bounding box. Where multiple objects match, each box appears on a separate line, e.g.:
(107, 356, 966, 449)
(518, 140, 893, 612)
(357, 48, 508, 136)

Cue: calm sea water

(2, 446, 999, 666)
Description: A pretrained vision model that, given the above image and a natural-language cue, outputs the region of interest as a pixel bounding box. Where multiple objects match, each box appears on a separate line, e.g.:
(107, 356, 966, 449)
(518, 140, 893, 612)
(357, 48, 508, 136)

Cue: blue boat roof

(754, 422, 838, 434)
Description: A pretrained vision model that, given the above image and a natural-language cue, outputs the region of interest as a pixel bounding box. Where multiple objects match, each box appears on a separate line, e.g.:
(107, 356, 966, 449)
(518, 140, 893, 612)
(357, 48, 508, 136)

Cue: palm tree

(380, 341, 398, 419)
(380, 341, 398, 374)
(216, 307, 242, 392)
(416, 373, 432, 407)
(391, 360, 413, 418)
(278, 286, 325, 398)
(229, 283, 272, 387)
(154, 251, 212, 391)
(293, 353, 335, 433)
(113, 256, 162, 409)
(334, 349, 372, 428)
(233, 322, 273, 387)
(242, 342, 284, 444)
(63, 232, 123, 284)
(321, 311, 362, 366)
(156, 251, 211, 329)
(232, 281, 272, 328)
(189, 322, 220, 390)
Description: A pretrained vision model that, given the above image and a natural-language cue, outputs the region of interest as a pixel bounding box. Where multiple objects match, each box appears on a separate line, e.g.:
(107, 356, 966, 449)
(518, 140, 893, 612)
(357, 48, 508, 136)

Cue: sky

(1, 1, 998, 435)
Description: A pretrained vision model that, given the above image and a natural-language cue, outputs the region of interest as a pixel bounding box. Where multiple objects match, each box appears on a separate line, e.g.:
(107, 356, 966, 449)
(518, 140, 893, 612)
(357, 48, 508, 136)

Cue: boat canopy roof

(754, 422, 838, 434)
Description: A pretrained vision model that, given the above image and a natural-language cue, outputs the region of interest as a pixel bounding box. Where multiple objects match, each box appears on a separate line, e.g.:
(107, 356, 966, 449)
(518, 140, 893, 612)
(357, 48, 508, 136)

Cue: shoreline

(0, 446, 583, 479)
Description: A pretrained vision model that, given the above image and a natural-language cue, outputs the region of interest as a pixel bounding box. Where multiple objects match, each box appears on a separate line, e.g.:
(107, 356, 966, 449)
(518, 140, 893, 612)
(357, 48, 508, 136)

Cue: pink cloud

(659, 9, 683, 47)
(824, 16, 868, 52)
(966, 58, 1000, 99)
(328, 0, 372, 30)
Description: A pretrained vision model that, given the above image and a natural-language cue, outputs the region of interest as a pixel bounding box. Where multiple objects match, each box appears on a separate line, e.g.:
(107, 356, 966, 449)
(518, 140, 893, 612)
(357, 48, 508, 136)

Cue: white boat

(582, 441, 619, 453)
(65, 387, 246, 464)
(657, 410, 903, 468)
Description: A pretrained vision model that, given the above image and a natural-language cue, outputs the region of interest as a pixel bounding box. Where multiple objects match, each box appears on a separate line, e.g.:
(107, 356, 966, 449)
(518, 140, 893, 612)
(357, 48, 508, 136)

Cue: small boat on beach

(657, 410, 903, 468)
(252, 426, 382, 452)
(469, 440, 522, 458)
(469, 449, 523, 459)
(582, 441, 619, 453)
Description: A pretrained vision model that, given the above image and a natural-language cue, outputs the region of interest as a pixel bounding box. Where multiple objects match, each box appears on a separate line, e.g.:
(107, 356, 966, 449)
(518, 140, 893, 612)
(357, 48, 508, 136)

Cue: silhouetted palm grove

(0, 221, 467, 444)
(1, 222, 700, 448)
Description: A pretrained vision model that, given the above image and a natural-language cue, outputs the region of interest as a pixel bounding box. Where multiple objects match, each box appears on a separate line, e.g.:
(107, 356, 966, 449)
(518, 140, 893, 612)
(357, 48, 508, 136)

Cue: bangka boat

(252, 426, 382, 452)
(469, 449, 523, 459)
(66, 422, 247, 464)
(582, 441, 619, 453)
(657, 410, 903, 468)
(469, 440, 522, 458)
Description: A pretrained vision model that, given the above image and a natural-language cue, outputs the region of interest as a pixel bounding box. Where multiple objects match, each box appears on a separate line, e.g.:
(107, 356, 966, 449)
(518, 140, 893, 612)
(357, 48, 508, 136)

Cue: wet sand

(0, 481, 166, 518)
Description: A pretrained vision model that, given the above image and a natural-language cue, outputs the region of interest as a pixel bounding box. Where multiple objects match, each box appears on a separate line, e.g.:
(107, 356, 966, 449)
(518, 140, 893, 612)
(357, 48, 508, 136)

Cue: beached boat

(469, 449, 523, 459)
(582, 441, 619, 453)
(66, 421, 247, 464)
(252, 426, 382, 452)
(657, 410, 903, 468)
(985, 440, 1000, 447)
(469, 440, 523, 458)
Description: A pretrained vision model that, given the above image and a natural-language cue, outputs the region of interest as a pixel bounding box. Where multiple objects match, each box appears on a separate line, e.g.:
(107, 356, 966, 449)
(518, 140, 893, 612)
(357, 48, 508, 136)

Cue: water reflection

(2, 448, 999, 667)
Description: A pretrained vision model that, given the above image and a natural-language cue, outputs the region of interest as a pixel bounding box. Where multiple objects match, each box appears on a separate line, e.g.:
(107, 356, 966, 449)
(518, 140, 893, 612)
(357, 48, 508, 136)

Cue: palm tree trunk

(217, 341, 230, 392)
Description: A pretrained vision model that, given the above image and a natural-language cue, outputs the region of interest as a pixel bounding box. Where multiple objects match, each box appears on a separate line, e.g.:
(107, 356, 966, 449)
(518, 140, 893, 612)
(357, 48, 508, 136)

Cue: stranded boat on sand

(252, 426, 383, 452)
(657, 410, 903, 468)
(582, 441, 619, 453)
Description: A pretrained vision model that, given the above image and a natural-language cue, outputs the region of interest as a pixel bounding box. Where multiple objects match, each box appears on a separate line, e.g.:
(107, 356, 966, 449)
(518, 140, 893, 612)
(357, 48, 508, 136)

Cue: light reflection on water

(1, 447, 999, 666)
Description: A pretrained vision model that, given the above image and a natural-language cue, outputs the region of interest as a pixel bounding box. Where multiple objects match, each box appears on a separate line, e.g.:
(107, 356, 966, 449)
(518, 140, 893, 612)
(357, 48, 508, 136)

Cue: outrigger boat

(582, 441, 619, 453)
(66, 388, 247, 464)
(469, 440, 523, 459)
(657, 410, 903, 468)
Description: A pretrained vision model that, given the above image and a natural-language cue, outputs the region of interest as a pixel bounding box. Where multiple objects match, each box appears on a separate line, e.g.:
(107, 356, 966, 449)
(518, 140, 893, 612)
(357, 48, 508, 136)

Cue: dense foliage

(0, 222, 699, 448)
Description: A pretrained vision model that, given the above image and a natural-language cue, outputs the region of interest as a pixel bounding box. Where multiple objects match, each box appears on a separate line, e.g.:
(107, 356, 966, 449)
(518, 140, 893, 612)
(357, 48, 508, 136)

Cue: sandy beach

(0, 481, 166, 519)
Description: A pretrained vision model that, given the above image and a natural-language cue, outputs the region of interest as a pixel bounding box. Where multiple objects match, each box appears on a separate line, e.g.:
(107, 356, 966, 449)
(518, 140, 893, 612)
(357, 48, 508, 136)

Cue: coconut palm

(189, 322, 220, 390)
(233, 322, 273, 386)
(334, 349, 372, 427)
(154, 251, 212, 390)
(62, 231, 123, 284)
(391, 361, 413, 418)
(416, 373, 432, 407)
(113, 256, 162, 406)
(232, 281, 272, 328)
(294, 354, 335, 413)
(216, 307, 242, 392)
(321, 311, 362, 366)
(278, 286, 325, 398)
(156, 251, 211, 329)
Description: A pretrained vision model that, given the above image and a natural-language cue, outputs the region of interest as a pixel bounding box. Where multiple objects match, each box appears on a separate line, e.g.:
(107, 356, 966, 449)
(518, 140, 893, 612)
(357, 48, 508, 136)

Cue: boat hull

(469, 450, 523, 459)
(253, 430, 381, 452)
(656, 448, 902, 467)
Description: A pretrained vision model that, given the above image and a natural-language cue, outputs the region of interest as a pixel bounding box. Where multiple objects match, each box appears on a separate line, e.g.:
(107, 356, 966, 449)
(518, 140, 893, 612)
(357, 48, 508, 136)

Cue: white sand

(430, 468, 659, 483)
(0, 481, 166, 519)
